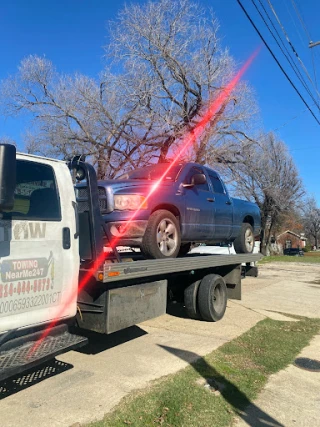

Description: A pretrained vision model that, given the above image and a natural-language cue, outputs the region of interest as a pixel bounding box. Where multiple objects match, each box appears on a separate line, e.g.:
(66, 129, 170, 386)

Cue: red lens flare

(29, 47, 260, 356)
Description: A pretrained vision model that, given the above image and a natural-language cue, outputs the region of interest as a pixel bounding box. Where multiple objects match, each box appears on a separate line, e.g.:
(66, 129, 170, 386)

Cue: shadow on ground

(0, 325, 147, 398)
(0, 359, 73, 400)
(166, 302, 189, 319)
(74, 325, 147, 355)
(159, 345, 284, 427)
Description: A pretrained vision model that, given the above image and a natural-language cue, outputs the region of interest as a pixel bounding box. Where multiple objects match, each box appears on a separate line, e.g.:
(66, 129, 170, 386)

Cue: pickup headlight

(114, 195, 148, 210)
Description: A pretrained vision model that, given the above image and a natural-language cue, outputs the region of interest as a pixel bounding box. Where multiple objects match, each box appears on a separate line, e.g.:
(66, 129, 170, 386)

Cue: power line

(289, 145, 320, 151)
(236, 0, 320, 126)
(289, 0, 320, 91)
(284, 0, 306, 49)
(272, 106, 308, 132)
(266, 0, 320, 104)
(290, 0, 312, 41)
(311, 50, 318, 91)
(253, 0, 320, 110)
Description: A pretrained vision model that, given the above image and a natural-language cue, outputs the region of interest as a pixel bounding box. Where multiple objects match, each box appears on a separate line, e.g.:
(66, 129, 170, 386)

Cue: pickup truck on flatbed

(76, 162, 261, 258)
(0, 144, 262, 382)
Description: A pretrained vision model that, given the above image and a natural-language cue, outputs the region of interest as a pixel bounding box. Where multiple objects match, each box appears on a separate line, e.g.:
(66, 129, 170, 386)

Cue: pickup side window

(186, 167, 210, 191)
(4, 160, 61, 221)
(208, 173, 225, 194)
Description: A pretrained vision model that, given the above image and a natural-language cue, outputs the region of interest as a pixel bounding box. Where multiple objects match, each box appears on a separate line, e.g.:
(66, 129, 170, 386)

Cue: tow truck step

(0, 330, 87, 382)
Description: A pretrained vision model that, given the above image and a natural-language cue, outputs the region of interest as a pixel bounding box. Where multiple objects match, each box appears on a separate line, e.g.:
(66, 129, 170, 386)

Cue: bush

(302, 245, 312, 252)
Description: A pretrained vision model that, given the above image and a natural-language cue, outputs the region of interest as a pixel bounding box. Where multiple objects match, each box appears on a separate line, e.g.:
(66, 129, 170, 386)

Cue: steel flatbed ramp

(102, 253, 263, 283)
(0, 331, 88, 382)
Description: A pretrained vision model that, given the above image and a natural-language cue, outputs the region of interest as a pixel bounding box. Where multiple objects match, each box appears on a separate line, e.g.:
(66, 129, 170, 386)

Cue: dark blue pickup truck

(76, 162, 261, 258)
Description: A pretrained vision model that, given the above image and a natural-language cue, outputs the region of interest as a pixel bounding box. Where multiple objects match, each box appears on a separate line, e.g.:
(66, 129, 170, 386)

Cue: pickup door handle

(225, 200, 232, 205)
(207, 197, 215, 202)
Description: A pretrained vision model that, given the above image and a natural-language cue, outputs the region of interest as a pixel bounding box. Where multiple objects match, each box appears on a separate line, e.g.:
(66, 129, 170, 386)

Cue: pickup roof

(76, 162, 261, 258)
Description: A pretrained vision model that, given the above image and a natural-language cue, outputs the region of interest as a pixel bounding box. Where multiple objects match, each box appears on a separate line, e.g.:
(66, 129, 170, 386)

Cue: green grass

(259, 252, 320, 264)
(88, 317, 320, 427)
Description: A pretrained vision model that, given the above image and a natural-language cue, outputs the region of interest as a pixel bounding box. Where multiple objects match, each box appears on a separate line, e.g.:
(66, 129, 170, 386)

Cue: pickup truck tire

(198, 274, 227, 322)
(184, 280, 202, 320)
(234, 222, 255, 254)
(141, 210, 181, 259)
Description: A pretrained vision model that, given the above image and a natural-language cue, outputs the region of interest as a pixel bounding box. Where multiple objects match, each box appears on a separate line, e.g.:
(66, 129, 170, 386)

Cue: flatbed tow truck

(0, 144, 261, 382)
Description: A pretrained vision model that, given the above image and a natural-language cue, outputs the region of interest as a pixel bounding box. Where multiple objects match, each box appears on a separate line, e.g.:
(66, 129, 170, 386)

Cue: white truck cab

(0, 150, 79, 333)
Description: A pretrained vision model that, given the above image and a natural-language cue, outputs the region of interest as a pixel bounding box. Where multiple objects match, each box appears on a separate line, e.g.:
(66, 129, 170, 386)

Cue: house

(276, 230, 307, 249)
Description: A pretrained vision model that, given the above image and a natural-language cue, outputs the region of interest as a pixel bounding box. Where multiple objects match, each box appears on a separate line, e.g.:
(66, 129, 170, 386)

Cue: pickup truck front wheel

(141, 210, 181, 258)
(234, 222, 254, 254)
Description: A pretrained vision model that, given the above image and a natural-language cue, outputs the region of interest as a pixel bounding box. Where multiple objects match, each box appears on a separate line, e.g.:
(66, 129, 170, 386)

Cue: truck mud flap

(0, 329, 87, 382)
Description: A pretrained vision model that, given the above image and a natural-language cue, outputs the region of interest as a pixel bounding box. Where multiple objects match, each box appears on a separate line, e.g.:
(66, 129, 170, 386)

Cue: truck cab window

(5, 160, 61, 221)
(208, 174, 225, 194)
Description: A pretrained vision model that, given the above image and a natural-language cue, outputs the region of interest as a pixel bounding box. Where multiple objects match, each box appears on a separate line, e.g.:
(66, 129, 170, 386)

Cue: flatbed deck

(100, 253, 263, 284)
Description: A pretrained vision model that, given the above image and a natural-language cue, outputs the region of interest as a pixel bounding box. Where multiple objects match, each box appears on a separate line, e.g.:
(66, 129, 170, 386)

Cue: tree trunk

(96, 148, 108, 180)
(158, 136, 175, 163)
(259, 211, 268, 255)
(195, 99, 229, 164)
(260, 232, 267, 255)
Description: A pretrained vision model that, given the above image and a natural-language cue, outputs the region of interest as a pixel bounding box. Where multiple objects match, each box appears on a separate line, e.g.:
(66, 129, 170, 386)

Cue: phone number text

(0, 292, 61, 315)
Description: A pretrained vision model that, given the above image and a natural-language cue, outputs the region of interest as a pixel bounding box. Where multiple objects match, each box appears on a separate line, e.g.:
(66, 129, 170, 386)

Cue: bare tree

(107, 0, 258, 164)
(221, 133, 304, 254)
(0, 56, 156, 178)
(0, 136, 16, 146)
(303, 197, 320, 248)
(1, 0, 258, 176)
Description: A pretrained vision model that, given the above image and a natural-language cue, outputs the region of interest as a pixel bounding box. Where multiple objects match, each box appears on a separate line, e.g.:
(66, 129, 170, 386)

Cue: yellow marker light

(98, 272, 104, 281)
(108, 271, 120, 277)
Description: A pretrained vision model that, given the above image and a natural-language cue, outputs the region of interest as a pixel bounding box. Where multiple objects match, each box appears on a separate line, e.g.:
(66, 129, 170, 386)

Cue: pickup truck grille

(76, 186, 108, 213)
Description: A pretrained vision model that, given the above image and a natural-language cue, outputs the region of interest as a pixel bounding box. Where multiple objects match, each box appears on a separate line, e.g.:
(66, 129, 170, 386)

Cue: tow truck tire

(234, 222, 255, 254)
(184, 280, 202, 320)
(141, 210, 181, 259)
(198, 274, 227, 322)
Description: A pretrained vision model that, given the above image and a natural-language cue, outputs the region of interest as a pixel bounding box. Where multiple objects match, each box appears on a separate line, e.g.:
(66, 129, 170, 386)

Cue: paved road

(0, 262, 319, 427)
(238, 262, 320, 318)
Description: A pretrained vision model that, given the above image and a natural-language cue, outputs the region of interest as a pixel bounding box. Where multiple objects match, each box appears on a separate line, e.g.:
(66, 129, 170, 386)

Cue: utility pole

(309, 40, 320, 48)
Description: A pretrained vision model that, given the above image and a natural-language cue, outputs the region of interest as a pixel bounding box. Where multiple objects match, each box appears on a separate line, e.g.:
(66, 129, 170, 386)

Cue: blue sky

(1, 0, 319, 203)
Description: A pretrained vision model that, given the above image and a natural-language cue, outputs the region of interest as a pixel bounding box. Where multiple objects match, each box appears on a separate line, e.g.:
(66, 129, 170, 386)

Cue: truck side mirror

(192, 173, 207, 185)
(182, 173, 207, 188)
(0, 144, 16, 211)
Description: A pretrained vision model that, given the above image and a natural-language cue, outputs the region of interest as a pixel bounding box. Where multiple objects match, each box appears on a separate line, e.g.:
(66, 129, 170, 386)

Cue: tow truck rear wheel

(198, 274, 227, 322)
(184, 280, 202, 320)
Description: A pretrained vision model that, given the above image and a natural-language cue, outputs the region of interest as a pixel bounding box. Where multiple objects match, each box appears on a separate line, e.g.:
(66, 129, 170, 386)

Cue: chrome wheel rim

(157, 218, 179, 256)
(245, 228, 254, 252)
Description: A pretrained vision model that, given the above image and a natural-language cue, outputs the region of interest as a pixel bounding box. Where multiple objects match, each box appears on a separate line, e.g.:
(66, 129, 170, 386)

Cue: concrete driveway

(0, 262, 319, 427)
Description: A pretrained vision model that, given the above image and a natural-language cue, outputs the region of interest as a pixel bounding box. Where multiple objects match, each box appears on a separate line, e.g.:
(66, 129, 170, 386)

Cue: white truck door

(0, 156, 79, 333)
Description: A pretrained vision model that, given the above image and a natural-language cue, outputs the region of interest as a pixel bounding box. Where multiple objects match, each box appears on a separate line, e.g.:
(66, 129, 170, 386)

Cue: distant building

(277, 230, 307, 249)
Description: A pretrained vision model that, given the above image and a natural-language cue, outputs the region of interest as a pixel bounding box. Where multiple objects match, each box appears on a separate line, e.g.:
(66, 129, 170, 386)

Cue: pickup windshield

(117, 164, 183, 181)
